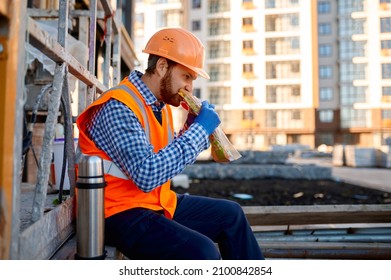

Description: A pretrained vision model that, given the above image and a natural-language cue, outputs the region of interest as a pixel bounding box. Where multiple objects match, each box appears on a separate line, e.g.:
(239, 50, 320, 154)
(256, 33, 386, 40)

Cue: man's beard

(159, 68, 180, 106)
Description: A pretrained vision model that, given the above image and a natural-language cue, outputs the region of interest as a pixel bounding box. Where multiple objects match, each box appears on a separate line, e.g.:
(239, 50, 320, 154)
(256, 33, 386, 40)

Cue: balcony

(383, 119, 391, 128)
(242, 1, 255, 9)
(242, 48, 256, 55)
(242, 24, 256, 32)
(382, 95, 391, 102)
(380, 2, 391, 10)
(381, 48, 391, 56)
(242, 72, 256, 79)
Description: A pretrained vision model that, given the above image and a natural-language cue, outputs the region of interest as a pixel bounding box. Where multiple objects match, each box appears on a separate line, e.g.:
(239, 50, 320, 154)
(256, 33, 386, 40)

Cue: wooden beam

(18, 196, 75, 259)
(27, 16, 107, 93)
(243, 204, 391, 226)
(27, 8, 105, 19)
(0, 0, 26, 260)
(0, 0, 7, 16)
(260, 241, 391, 259)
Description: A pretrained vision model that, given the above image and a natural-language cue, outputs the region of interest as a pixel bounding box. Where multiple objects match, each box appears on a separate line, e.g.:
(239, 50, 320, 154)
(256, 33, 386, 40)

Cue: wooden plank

(0, 0, 7, 16)
(50, 235, 125, 260)
(18, 196, 75, 259)
(50, 234, 77, 260)
(259, 241, 391, 250)
(0, 0, 27, 260)
(27, 16, 107, 93)
(31, 64, 65, 222)
(243, 204, 391, 226)
(260, 241, 391, 259)
(27, 8, 105, 19)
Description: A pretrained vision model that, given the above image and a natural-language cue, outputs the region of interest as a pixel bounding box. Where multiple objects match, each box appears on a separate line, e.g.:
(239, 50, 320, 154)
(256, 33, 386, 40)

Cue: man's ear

(156, 58, 168, 76)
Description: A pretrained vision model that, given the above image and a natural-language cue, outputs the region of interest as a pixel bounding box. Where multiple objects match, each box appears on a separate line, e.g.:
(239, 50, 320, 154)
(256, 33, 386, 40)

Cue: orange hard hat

(142, 28, 209, 79)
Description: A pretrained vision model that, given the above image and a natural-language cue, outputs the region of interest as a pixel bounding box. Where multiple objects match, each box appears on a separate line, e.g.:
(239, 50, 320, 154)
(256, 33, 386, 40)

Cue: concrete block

(345, 146, 376, 167)
(332, 145, 345, 166)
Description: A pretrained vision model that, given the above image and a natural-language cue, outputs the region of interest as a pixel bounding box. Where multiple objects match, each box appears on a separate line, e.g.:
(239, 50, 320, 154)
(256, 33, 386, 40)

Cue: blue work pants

(104, 194, 264, 260)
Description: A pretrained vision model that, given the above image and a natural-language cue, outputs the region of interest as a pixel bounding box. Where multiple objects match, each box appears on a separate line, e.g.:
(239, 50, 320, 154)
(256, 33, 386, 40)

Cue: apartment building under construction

(134, 0, 391, 151)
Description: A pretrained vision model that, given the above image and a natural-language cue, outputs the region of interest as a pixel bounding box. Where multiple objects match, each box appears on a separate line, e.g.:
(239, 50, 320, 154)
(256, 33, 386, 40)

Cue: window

(383, 87, 391, 96)
(243, 17, 252, 25)
(192, 88, 201, 99)
(192, 0, 201, 9)
(243, 63, 253, 73)
(340, 63, 366, 82)
(291, 37, 300, 49)
(382, 109, 391, 119)
(381, 17, 391, 33)
(319, 66, 333, 79)
(290, 14, 299, 27)
(209, 87, 231, 104)
(339, 40, 366, 59)
(319, 110, 334, 122)
(382, 63, 391, 79)
(242, 17, 254, 33)
(243, 87, 254, 102)
(381, 40, 391, 51)
(242, 40, 254, 54)
(134, 13, 144, 36)
(339, 18, 365, 36)
(318, 1, 331, 14)
(338, 0, 365, 13)
(318, 23, 331, 35)
(320, 87, 333, 101)
(292, 111, 301, 120)
(340, 85, 366, 105)
(209, 65, 219, 81)
(319, 44, 332, 57)
(318, 133, 334, 146)
(156, 10, 181, 28)
(243, 40, 253, 50)
(292, 87, 300, 96)
(192, 20, 201, 31)
(209, 88, 220, 104)
(291, 63, 300, 73)
(341, 108, 368, 128)
(242, 110, 254, 120)
(243, 87, 254, 97)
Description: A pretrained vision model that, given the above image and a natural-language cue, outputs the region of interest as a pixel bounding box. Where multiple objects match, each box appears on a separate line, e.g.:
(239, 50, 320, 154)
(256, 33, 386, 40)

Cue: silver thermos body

(75, 155, 106, 259)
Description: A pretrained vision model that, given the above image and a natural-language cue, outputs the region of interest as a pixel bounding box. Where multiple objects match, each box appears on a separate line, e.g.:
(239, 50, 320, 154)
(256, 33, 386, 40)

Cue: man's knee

(218, 199, 245, 218)
(177, 235, 220, 260)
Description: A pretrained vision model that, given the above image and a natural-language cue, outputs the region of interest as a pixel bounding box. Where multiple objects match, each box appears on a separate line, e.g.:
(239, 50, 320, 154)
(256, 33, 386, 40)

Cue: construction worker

(76, 28, 264, 260)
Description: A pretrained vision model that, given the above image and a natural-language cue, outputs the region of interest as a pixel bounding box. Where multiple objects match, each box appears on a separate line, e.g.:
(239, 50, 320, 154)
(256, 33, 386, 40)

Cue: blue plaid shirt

(85, 70, 209, 192)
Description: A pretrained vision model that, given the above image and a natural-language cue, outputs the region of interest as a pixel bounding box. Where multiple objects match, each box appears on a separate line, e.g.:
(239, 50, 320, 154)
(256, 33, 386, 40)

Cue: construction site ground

(174, 157, 391, 206)
(178, 178, 391, 207)
(20, 156, 391, 260)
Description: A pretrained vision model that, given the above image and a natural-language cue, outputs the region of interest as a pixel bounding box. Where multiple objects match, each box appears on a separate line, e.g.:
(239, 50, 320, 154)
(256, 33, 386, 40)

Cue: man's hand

(194, 100, 221, 135)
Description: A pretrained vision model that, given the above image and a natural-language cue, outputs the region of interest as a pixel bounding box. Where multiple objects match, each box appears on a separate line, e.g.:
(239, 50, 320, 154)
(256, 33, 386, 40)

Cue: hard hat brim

(143, 49, 210, 80)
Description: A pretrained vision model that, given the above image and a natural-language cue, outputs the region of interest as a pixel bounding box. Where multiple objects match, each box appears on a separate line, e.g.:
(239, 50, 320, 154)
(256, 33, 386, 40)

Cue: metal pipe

(75, 155, 106, 259)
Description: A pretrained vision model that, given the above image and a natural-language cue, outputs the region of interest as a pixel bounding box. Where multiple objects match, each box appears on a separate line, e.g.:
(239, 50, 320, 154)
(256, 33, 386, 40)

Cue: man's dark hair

(145, 54, 177, 75)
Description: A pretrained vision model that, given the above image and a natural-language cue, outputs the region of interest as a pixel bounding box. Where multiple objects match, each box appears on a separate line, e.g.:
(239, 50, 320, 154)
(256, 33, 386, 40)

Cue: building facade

(133, 0, 391, 151)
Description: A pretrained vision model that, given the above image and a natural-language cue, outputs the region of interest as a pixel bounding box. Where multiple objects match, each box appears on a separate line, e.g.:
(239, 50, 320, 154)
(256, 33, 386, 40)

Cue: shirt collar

(128, 70, 165, 110)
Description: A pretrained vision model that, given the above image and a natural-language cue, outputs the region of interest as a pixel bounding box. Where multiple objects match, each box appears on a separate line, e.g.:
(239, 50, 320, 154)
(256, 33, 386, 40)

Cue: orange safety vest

(76, 77, 177, 219)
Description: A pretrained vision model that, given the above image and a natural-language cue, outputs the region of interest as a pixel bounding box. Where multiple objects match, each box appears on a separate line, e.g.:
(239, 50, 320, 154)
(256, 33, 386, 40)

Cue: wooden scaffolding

(0, 0, 138, 259)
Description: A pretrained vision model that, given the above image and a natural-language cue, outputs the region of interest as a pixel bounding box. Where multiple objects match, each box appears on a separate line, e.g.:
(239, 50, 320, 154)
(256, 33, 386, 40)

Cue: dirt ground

(173, 179, 391, 206)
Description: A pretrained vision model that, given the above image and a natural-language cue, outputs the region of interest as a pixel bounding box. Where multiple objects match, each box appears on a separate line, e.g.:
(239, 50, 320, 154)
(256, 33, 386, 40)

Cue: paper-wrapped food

(178, 88, 241, 162)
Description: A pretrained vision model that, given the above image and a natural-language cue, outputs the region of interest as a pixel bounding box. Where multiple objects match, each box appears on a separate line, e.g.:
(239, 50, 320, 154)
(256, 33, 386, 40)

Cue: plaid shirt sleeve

(86, 99, 209, 192)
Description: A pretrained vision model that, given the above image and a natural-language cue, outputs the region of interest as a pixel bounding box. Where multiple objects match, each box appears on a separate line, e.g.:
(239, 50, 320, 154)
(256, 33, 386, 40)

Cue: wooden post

(31, 0, 69, 222)
(0, 0, 27, 259)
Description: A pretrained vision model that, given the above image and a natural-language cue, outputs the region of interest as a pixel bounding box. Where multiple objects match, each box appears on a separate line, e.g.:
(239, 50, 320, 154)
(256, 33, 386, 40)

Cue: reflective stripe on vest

(111, 84, 174, 143)
(77, 84, 174, 179)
